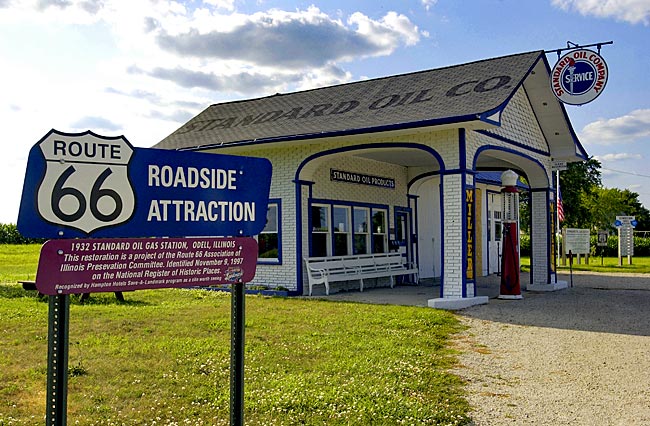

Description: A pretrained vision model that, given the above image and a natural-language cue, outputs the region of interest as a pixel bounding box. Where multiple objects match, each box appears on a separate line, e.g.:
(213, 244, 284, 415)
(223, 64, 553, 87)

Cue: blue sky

(1, 0, 649, 223)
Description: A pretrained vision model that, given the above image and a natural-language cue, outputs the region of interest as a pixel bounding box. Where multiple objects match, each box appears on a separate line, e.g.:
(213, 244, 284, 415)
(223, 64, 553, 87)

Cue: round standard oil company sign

(551, 49, 608, 105)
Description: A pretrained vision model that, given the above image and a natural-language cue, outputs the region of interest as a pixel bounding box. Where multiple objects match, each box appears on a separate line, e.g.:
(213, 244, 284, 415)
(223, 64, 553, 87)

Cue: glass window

(495, 222, 502, 242)
(311, 204, 330, 256)
(353, 207, 369, 254)
(372, 209, 388, 253)
(333, 206, 351, 255)
(258, 203, 279, 259)
(396, 213, 407, 243)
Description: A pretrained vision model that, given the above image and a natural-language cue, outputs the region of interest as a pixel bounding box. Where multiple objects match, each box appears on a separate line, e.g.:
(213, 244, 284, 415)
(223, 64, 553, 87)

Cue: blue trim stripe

(257, 198, 282, 265)
(293, 180, 314, 295)
(408, 194, 420, 277)
(177, 114, 481, 152)
(475, 130, 551, 157)
(439, 173, 445, 298)
(472, 145, 550, 187)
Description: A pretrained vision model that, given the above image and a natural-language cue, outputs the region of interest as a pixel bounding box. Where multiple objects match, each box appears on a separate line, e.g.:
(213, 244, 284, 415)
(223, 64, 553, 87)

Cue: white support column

(528, 189, 567, 291)
(429, 173, 488, 309)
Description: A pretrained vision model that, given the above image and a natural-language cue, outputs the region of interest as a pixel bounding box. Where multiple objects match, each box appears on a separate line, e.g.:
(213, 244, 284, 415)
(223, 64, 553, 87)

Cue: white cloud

(348, 10, 422, 49)
(154, 6, 423, 68)
(421, 0, 437, 11)
(580, 109, 650, 144)
(202, 0, 234, 11)
(551, 0, 650, 25)
(595, 153, 643, 161)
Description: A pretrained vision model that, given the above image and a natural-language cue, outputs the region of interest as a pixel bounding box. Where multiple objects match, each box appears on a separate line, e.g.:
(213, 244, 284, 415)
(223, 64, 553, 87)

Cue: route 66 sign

(33, 129, 136, 233)
(18, 129, 272, 239)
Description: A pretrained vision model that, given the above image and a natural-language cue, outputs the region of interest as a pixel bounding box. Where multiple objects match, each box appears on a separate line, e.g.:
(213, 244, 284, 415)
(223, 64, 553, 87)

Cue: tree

(585, 187, 650, 231)
(558, 157, 601, 228)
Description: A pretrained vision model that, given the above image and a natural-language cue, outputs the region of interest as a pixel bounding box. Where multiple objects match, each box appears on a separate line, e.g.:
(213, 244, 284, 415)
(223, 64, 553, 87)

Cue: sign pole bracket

(46, 294, 70, 425)
(545, 40, 613, 57)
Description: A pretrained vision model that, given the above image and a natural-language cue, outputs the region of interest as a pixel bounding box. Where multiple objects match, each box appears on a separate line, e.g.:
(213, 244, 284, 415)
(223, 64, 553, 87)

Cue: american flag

(557, 184, 565, 223)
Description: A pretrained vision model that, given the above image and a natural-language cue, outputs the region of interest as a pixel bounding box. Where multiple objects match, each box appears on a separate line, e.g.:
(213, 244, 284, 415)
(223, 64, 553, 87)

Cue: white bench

(304, 253, 419, 296)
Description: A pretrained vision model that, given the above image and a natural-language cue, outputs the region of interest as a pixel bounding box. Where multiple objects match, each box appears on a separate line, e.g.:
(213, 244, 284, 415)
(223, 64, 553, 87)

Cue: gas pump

(498, 170, 522, 299)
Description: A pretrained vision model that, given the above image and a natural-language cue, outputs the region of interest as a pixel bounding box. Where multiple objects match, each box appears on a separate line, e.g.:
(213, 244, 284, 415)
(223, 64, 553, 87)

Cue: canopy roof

(156, 50, 587, 162)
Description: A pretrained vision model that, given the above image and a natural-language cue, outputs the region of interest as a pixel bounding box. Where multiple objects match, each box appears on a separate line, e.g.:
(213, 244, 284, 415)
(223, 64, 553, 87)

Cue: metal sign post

(46, 294, 70, 425)
(230, 282, 245, 426)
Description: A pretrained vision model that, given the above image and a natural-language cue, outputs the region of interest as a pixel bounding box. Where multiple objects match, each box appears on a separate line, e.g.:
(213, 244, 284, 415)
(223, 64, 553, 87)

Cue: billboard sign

(35, 237, 258, 295)
(18, 129, 272, 238)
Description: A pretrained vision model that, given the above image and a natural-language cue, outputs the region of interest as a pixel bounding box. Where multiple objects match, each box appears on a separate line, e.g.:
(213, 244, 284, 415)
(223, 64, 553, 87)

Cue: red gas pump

(498, 170, 522, 299)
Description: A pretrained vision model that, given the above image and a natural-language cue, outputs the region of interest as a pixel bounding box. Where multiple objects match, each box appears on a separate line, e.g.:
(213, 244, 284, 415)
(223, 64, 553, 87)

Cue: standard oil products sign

(551, 48, 608, 105)
(18, 129, 272, 238)
(330, 169, 395, 189)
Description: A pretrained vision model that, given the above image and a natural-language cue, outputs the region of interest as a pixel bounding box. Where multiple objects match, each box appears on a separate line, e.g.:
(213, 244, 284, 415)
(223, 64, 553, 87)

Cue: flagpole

(556, 170, 561, 268)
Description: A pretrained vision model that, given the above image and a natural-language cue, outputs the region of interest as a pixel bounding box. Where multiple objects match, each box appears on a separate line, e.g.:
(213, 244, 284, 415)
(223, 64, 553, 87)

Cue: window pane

(372, 235, 386, 253)
(372, 210, 386, 234)
(353, 208, 368, 233)
(312, 205, 329, 231)
(312, 233, 328, 257)
(354, 234, 368, 254)
(263, 205, 277, 233)
(333, 207, 349, 232)
(396, 214, 407, 241)
(258, 233, 278, 258)
(334, 234, 349, 256)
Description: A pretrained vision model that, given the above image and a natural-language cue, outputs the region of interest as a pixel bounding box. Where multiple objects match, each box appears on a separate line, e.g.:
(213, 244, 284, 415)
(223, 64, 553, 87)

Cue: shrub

(0, 223, 46, 244)
(519, 233, 530, 256)
(521, 232, 650, 257)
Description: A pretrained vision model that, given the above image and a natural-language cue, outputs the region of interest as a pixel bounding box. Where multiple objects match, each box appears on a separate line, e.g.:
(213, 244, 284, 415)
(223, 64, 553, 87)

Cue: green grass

(521, 255, 650, 274)
(0, 244, 41, 283)
(0, 245, 470, 425)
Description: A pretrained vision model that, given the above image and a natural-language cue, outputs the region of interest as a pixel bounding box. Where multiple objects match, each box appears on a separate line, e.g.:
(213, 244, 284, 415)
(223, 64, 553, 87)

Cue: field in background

(0, 244, 40, 283)
(3, 245, 649, 285)
(520, 255, 650, 274)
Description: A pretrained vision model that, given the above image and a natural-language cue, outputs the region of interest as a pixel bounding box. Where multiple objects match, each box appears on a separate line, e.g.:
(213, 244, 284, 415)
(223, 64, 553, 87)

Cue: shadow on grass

(0, 284, 47, 300)
(71, 293, 151, 307)
(0, 285, 150, 306)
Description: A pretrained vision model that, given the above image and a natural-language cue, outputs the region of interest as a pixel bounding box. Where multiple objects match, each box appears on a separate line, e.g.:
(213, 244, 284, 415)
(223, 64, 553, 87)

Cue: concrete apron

(309, 273, 510, 309)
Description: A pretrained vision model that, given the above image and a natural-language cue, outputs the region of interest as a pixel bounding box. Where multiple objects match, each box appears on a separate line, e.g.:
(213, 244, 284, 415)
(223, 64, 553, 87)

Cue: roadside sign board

(18, 129, 272, 238)
(615, 215, 636, 227)
(35, 237, 258, 295)
(564, 228, 590, 254)
(551, 160, 567, 171)
(597, 230, 608, 247)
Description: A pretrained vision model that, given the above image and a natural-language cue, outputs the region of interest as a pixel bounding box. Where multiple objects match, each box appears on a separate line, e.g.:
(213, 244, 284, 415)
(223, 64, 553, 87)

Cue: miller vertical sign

(465, 188, 475, 281)
(551, 49, 608, 105)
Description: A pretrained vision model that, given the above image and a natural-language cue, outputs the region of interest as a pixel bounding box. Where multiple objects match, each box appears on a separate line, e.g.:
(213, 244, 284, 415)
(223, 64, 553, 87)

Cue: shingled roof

(156, 50, 586, 160)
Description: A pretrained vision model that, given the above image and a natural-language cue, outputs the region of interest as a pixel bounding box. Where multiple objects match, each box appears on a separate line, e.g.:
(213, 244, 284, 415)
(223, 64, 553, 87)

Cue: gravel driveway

(454, 272, 650, 425)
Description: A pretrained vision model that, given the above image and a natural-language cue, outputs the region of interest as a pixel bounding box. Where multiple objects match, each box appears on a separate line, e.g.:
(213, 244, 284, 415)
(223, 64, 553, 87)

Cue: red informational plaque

(35, 237, 258, 295)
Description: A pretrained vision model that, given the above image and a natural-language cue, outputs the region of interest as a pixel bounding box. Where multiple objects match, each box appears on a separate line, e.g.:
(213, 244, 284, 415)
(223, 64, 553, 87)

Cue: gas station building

(155, 50, 587, 309)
